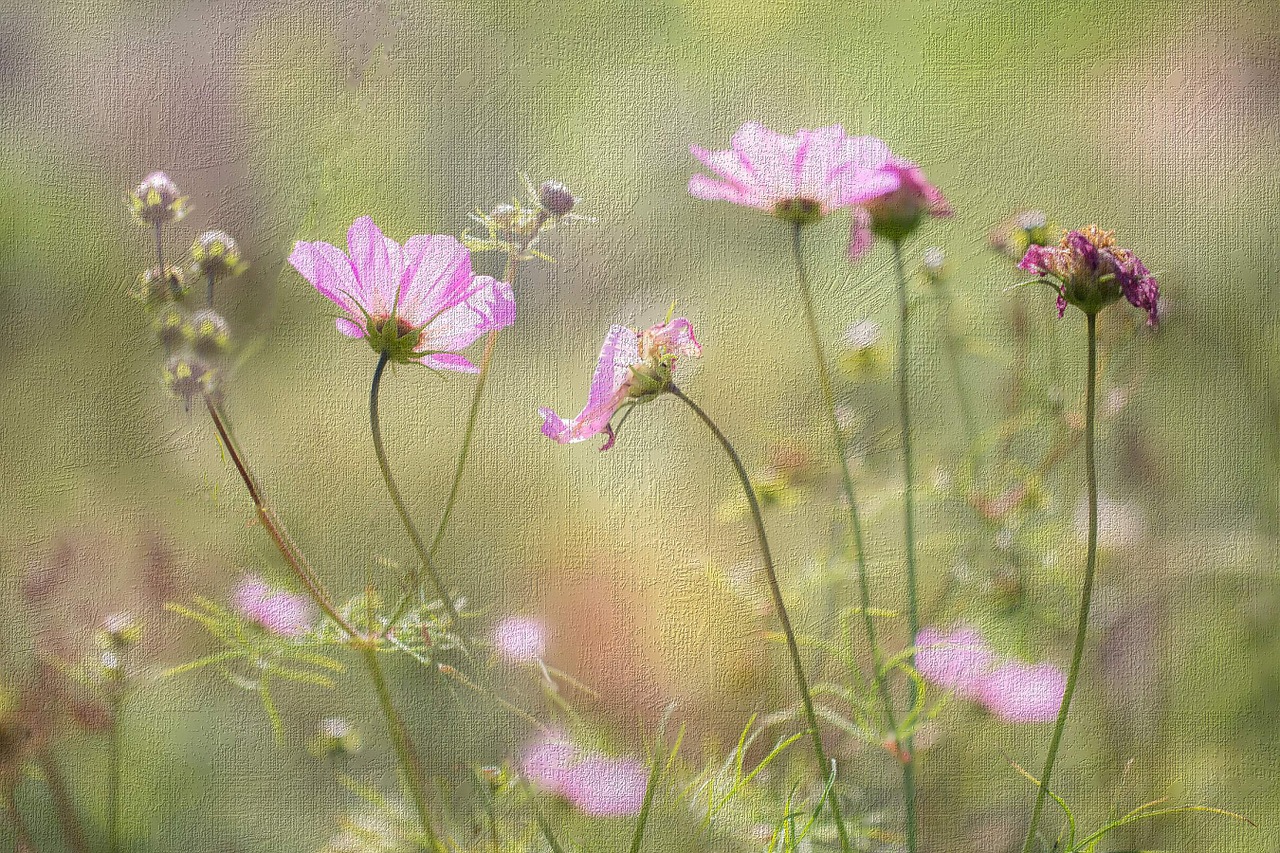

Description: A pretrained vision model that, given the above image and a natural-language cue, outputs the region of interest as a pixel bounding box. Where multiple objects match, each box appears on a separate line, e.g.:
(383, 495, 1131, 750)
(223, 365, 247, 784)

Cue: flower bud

(922, 246, 946, 281)
(131, 265, 187, 305)
(128, 171, 188, 226)
(163, 354, 217, 407)
(537, 180, 577, 217)
(153, 304, 188, 350)
(184, 309, 231, 358)
(314, 717, 361, 758)
(191, 230, 246, 279)
(97, 613, 143, 650)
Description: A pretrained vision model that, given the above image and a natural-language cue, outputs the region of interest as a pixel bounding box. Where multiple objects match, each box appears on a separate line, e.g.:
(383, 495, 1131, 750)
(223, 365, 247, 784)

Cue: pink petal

(398, 234, 474, 326)
(915, 625, 997, 699)
(565, 755, 649, 818)
(521, 733, 579, 795)
(645, 317, 701, 357)
(418, 352, 479, 373)
(288, 240, 364, 318)
(978, 662, 1066, 723)
(540, 325, 641, 445)
(847, 208, 874, 261)
(346, 216, 404, 314)
(335, 317, 365, 338)
(417, 276, 515, 356)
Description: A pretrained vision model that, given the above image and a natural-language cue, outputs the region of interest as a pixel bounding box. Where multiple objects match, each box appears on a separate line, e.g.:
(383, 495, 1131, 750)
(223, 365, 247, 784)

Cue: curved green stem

(1020, 311, 1099, 853)
(370, 352, 457, 620)
(107, 690, 125, 853)
(791, 223, 915, 851)
(359, 646, 446, 853)
(668, 384, 853, 853)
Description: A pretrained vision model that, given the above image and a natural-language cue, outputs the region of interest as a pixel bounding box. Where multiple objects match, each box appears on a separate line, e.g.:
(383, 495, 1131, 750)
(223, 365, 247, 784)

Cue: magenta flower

(232, 576, 312, 637)
(521, 732, 579, 796)
(539, 317, 701, 450)
(492, 616, 546, 663)
(977, 662, 1066, 723)
(563, 755, 649, 818)
(289, 216, 515, 370)
(915, 625, 997, 700)
(689, 122, 895, 223)
(1018, 225, 1160, 325)
(849, 158, 951, 259)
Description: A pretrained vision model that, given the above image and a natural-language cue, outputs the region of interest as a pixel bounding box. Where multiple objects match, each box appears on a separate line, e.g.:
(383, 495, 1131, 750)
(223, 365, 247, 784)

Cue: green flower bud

(131, 265, 187, 305)
(128, 171, 188, 226)
(153, 304, 188, 350)
(184, 309, 231, 358)
(191, 230, 246, 279)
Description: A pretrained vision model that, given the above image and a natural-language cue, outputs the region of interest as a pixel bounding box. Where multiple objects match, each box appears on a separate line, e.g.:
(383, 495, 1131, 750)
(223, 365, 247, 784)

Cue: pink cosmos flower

(492, 616, 546, 663)
(520, 734, 648, 817)
(688, 122, 896, 221)
(563, 755, 649, 818)
(1018, 225, 1159, 326)
(539, 318, 701, 450)
(232, 576, 312, 637)
(977, 661, 1067, 723)
(289, 216, 515, 370)
(915, 625, 997, 700)
(849, 158, 951, 259)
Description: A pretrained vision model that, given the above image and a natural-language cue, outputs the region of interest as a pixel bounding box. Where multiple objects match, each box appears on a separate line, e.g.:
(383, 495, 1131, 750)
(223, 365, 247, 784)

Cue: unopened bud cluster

(126, 171, 246, 409)
(463, 175, 584, 262)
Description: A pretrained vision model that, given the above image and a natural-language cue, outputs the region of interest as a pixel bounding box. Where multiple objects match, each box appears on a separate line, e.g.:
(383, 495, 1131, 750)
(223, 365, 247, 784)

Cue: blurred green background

(1, 0, 1278, 850)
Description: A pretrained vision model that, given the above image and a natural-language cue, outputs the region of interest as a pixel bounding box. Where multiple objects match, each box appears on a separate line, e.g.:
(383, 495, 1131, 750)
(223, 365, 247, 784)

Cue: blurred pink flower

(232, 576, 311, 637)
(977, 662, 1066, 723)
(289, 216, 515, 370)
(539, 318, 701, 450)
(849, 158, 951, 259)
(688, 122, 895, 222)
(492, 616, 546, 663)
(520, 734, 648, 817)
(1018, 225, 1159, 325)
(915, 625, 996, 700)
(564, 755, 649, 818)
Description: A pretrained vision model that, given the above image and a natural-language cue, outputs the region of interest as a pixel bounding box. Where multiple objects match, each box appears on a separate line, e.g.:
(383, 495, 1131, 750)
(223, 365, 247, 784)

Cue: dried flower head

(689, 122, 895, 224)
(162, 353, 217, 408)
(1018, 226, 1160, 325)
(191, 230, 246, 280)
(153, 304, 189, 350)
(290, 216, 515, 369)
(184, 308, 231, 358)
(537, 180, 577, 217)
(539, 317, 702, 450)
(128, 171, 188, 226)
(131, 265, 187, 305)
(990, 210, 1054, 259)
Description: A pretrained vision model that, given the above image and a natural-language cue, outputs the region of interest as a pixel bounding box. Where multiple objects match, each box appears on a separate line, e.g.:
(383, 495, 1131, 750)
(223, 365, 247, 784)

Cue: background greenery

(1, 0, 1277, 850)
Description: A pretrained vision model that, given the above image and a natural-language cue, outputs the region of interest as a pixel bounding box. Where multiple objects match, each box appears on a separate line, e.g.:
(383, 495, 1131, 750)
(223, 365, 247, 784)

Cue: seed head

(131, 265, 187, 305)
(184, 308, 231, 358)
(128, 171, 188, 226)
(537, 180, 577, 217)
(191, 230, 246, 279)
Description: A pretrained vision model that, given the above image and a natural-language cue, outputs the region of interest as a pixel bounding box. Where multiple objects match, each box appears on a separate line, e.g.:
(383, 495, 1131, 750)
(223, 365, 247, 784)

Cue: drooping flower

(539, 317, 701, 450)
(289, 216, 515, 370)
(492, 616, 546, 663)
(915, 625, 997, 700)
(688, 122, 895, 223)
(1018, 225, 1159, 326)
(563, 755, 649, 817)
(977, 661, 1066, 723)
(848, 158, 951, 259)
(232, 576, 312, 637)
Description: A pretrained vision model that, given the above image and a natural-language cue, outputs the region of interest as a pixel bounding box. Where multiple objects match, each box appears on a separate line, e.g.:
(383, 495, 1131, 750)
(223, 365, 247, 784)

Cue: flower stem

(370, 352, 458, 621)
(1019, 311, 1099, 853)
(790, 223, 914, 851)
(358, 645, 447, 853)
(39, 753, 90, 853)
(4, 786, 34, 851)
(891, 240, 922, 651)
(107, 690, 125, 853)
(203, 396, 359, 638)
(668, 384, 853, 853)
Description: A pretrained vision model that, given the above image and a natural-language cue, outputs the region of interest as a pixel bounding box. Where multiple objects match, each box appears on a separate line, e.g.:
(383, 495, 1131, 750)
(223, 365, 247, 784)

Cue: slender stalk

(790, 224, 915, 850)
(1020, 311, 1100, 853)
(203, 396, 359, 638)
(359, 646, 446, 853)
(4, 787, 34, 851)
(369, 352, 458, 620)
(891, 240, 922, 648)
(38, 754, 90, 853)
(668, 385, 852, 853)
(206, 269, 216, 306)
(107, 690, 125, 853)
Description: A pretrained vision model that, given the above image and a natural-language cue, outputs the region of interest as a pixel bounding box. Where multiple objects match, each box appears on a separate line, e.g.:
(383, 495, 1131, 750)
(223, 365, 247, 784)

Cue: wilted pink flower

(289, 216, 515, 370)
(564, 755, 649, 818)
(977, 662, 1066, 723)
(915, 625, 997, 700)
(1018, 225, 1159, 325)
(539, 317, 701, 450)
(849, 158, 951, 259)
(232, 576, 311, 637)
(689, 122, 895, 223)
(521, 732, 579, 795)
(492, 616, 546, 663)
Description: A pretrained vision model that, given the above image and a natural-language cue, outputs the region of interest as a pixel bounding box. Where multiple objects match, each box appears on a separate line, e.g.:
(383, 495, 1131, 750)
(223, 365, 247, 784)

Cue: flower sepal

(773, 197, 825, 225)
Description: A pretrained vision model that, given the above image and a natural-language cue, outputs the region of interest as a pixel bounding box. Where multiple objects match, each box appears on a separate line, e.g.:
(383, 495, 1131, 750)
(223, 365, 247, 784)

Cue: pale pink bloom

(232, 576, 311, 637)
(520, 732, 579, 796)
(564, 755, 649, 818)
(289, 216, 515, 371)
(849, 158, 951, 259)
(539, 318, 701, 450)
(492, 616, 546, 663)
(977, 662, 1066, 723)
(689, 122, 895, 218)
(915, 625, 997, 700)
